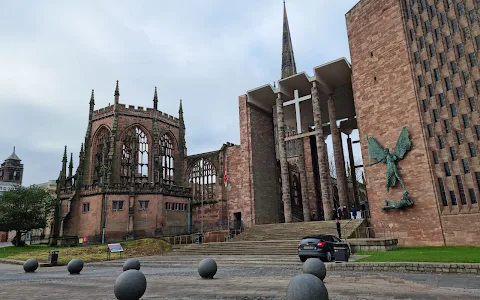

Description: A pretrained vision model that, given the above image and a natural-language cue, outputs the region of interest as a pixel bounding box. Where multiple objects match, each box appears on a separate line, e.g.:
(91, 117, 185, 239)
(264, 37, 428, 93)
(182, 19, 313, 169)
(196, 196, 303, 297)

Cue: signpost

(106, 243, 124, 261)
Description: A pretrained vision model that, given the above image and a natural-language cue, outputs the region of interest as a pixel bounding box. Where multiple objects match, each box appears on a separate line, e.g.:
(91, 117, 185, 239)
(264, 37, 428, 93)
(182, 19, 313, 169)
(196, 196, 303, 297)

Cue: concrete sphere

(114, 269, 147, 300)
(67, 258, 84, 274)
(198, 258, 217, 279)
(23, 258, 39, 273)
(123, 258, 141, 271)
(286, 273, 329, 300)
(302, 258, 327, 281)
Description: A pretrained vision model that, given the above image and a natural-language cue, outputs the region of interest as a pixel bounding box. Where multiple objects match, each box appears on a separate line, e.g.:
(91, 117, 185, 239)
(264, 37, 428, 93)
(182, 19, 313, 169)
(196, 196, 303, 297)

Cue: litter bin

(333, 243, 349, 263)
(48, 250, 59, 266)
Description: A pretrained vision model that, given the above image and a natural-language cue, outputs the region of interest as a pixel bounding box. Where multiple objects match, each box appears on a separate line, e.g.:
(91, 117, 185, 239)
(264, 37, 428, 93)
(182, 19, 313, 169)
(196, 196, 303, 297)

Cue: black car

(297, 234, 350, 262)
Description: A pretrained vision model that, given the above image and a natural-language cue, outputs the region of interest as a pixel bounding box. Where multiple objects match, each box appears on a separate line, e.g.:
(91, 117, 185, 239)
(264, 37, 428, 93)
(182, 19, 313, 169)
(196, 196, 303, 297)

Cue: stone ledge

(328, 262, 480, 274)
(0, 258, 66, 267)
(347, 238, 398, 252)
(0, 258, 24, 265)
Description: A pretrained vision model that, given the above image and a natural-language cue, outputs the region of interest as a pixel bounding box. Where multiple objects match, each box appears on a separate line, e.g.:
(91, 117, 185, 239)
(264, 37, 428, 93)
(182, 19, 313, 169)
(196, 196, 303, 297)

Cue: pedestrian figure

(336, 218, 342, 239)
(351, 205, 357, 219)
(342, 206, 348, 219)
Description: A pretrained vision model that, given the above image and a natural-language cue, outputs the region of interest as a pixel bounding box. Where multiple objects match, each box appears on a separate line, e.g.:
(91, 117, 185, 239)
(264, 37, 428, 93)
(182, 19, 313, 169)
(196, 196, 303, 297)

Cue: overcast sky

(0, 0, 362, 186)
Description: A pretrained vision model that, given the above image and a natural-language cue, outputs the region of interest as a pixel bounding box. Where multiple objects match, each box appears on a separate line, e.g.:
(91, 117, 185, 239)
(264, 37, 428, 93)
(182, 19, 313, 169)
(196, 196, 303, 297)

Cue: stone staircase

(170, 219, 366, 256)
(231, 219, 365, 241)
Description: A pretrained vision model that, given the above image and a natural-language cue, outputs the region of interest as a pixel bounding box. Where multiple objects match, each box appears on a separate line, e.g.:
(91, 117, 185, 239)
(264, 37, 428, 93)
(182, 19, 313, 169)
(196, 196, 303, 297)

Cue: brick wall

(221, 96, 255, 228)
(441, 213, 480, 246)
(67, 192, 187, 241)
(346, 0, 445, 246)
(249, 103, 281, 225)
(192, 203, 222, 226)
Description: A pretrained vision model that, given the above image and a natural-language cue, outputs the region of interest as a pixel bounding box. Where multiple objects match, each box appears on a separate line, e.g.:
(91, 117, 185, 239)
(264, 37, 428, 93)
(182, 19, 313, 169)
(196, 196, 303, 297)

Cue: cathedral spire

(281, 0, 297, 79)
(153, 86, 158, 110)
(178, 99, 183, 115)
(114, 80, 120, 104)
(90, 89, 95, 106)
(88, 89, 95, 120)
(61, 146, 68, 184)
(68, 153, 73, 178)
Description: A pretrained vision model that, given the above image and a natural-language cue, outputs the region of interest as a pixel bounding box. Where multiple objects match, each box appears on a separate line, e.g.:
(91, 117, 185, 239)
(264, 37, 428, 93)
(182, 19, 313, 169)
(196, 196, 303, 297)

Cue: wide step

(170, 220, 366, 256)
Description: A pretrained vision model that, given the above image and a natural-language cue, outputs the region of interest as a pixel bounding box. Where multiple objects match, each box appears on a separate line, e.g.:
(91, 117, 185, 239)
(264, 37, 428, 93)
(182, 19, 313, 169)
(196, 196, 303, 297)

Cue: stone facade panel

(347, 0, 445, 246)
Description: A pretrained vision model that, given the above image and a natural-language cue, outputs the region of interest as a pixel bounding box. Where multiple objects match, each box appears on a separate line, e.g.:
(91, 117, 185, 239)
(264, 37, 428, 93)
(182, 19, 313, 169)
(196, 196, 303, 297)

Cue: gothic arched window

(120, 126, 149, 184)
(161, 133, 174, 184)
(188, 158, 217, 201)
(93, 127, 111, 185)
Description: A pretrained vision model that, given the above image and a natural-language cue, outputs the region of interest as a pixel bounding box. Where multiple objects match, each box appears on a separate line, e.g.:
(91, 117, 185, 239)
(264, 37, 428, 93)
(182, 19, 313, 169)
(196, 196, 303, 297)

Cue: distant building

(0, 147, 23, 242)
(0, 147, 23, 185)
(0, 181, 18, 196)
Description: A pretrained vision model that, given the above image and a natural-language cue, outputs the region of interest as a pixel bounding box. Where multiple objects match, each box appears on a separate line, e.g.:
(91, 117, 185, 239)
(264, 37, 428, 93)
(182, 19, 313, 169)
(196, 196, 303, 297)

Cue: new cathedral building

(55, 0, 480, 246)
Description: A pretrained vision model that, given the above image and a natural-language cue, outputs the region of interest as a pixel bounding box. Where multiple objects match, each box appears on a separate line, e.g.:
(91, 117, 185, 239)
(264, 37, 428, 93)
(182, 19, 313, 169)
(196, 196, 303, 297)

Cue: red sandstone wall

(192, 203, 223, 227)
(249, 103, 281, 225)
(77, 194, 103, 239)
(441, 213, 480, 246)
(221, 96, 255, 228)
(73, 193, 187, 241)
(346, 0, 445, 246)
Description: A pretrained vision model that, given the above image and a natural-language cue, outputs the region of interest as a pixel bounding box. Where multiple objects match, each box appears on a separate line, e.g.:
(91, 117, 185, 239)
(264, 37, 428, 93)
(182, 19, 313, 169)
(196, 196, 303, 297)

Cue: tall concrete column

(347, 135, 359, 208)
(311, 83, 334, 220)
(328, 94, 349, 211)
(322, 134, 333, 216)
(297, 134, 311, 221)
(276, 93, 292, 223)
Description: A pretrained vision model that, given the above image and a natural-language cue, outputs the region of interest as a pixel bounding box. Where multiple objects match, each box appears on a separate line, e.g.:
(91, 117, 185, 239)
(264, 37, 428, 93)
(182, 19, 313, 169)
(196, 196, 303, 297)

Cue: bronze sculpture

(382, 190, 414, 211)
(367, 127, 414, 211)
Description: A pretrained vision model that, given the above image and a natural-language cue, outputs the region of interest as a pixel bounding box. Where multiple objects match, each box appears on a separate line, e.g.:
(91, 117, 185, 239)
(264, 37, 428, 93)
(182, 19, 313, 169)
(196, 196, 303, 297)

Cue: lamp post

(200, 159, 204, 237)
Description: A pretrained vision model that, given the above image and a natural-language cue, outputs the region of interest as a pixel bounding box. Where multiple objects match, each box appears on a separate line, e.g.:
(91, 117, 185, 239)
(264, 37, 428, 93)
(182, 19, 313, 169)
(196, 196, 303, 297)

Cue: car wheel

(300, 257, 307, 262)
(326, 251, 333, 262)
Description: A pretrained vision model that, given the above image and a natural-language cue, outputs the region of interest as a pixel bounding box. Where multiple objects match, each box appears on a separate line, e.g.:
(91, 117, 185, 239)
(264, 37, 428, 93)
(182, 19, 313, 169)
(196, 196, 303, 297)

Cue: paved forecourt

(0, 255, 479, 299)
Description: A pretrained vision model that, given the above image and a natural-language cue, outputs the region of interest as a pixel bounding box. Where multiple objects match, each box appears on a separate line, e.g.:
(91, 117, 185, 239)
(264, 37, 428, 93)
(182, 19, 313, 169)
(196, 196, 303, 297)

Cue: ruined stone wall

(249, 103, 281, 225)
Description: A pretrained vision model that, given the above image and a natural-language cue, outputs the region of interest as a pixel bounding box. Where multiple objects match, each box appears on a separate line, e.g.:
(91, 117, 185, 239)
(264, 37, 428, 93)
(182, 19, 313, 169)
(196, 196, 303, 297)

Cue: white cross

(283, 89, 312, 134)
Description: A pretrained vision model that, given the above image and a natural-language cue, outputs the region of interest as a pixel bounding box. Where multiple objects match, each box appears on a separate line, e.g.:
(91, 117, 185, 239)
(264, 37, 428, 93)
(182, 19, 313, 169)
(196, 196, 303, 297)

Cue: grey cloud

(1, 0, 360, 186)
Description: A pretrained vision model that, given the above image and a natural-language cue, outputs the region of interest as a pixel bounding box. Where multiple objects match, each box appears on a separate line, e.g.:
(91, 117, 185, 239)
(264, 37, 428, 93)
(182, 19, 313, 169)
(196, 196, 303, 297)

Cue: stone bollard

(123, 258, 141, 271)
(23, 258, 39, 273)
(198, 258, 217, 279)
(286, 273, 329, 300)
(67, 258, 84, 275)
(114, 269, 147, 300)
(302, 258, 327, 281)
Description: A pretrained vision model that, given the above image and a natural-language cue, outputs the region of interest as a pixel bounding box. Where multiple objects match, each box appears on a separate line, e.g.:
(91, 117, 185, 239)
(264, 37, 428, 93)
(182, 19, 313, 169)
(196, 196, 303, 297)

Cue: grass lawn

(356, 246, 480, 263)
(0, 238, 172, 264)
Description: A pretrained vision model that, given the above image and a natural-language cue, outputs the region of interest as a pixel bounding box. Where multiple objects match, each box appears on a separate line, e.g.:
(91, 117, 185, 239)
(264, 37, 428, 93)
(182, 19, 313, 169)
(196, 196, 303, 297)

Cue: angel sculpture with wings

(367, 127, 412, 193)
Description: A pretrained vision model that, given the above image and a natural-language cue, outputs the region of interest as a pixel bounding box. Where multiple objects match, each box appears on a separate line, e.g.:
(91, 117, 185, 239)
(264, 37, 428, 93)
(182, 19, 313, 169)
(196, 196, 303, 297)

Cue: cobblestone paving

(0, 255, 479, 299)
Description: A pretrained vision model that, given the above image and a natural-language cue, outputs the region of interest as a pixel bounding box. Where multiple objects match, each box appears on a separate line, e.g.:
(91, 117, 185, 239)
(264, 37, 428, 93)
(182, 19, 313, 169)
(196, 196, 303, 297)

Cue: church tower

(0, 147, 24, 185)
